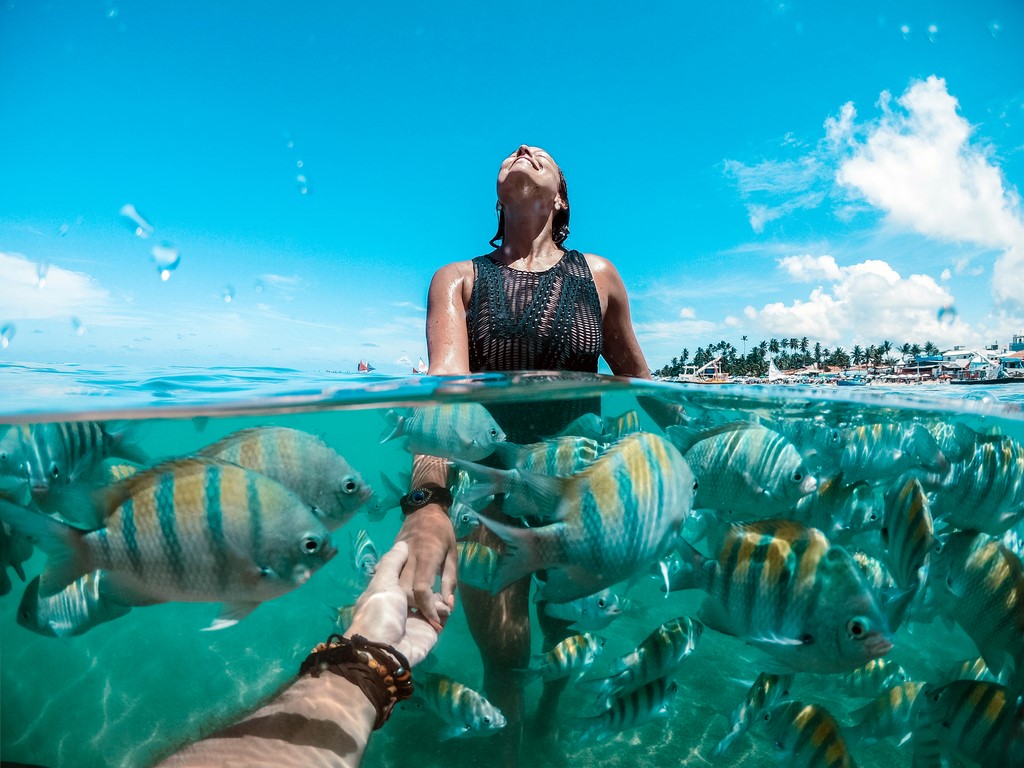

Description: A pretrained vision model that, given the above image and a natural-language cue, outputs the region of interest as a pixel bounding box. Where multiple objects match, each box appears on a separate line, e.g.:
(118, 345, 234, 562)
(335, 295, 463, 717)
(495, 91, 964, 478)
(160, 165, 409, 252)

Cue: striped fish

(23, 422, 145, 501)
(839, 422, 948, 485)
(941, 657, 998, 685)
(350, 528, 378, 580)
(552, 412, 606, 441)
(846, 681, 924, 744)
(837, 658, 908, 698)
(543, 587, 625, 632)
(568, 675, 678, 743)
(604, 409, 643, 440)
(490, 435, 603, 476)
(526, 632, 604, 682)
(0, 520, 32, 596)
(200, 426, 373, 530)
(17, 571, 131, 637)
(928, 530, 1024, 685)
(665, 422, 816, 519)
(455, 540, 500, 591)
(479, 431, 696, 602)
(926, 421, 979, 464)
(930, 436, 1024, 534)
(0, 457, 337, 630)
(415, 672, 507, 740)
(881, 476, 933, 590)
(917, 680, 1022, 765)
(762, 701, 855, 768)
(581, 616, 702, 700)
(381, 404, 506, 461)
(670, 520, 892, 673)
(0, 425, 34, 506)
(712, 671, 793, 756)
(791, 473, 874, 542)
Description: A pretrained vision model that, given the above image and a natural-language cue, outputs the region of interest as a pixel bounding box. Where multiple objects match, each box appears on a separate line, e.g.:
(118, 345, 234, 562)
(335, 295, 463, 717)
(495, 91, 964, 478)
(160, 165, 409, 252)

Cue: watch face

(409, 488, 431, 505)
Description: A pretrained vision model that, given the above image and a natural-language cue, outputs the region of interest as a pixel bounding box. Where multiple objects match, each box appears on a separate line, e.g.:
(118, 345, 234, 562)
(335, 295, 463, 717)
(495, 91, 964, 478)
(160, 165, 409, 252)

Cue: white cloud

(0, 252, 131, 323)
(940, 268, 951, 281)
(678, 306, 696, 319)
(748, 255, 968, 345)
(724, 316, 742, 328)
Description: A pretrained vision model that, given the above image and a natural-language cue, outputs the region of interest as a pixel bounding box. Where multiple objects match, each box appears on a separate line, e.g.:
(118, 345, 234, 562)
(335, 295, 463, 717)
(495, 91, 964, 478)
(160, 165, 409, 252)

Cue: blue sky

(1, 0, 1022, 373)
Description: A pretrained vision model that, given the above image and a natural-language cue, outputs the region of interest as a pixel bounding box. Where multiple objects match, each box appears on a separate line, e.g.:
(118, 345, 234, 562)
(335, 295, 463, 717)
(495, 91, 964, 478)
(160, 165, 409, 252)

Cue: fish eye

(341, 476, 358, 494)
(482, 716, 491, 725)
(791, 470, 803, 483)
(302, 536, 322, 554)
(597, 598, 606, 608)
(847, 618, 868, 639)
(489, 428, 498, 438)
(50, 464, 60, 479)
(800, 633, 814, 645)
(692, 479, 699, 491)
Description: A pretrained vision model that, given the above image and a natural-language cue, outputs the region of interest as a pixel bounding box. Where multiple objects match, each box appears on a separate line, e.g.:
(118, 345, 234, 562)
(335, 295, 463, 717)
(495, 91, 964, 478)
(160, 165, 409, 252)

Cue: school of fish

(3, 391, 1024, 765)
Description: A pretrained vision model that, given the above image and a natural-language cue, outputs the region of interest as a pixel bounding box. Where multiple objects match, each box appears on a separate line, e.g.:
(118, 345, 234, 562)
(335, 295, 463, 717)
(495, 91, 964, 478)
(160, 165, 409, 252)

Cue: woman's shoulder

(580, 252, 620, 276)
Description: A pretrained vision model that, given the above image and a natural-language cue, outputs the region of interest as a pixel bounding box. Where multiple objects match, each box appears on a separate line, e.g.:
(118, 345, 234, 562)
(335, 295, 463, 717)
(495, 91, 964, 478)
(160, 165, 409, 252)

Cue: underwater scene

(2, 367, 1023, 768)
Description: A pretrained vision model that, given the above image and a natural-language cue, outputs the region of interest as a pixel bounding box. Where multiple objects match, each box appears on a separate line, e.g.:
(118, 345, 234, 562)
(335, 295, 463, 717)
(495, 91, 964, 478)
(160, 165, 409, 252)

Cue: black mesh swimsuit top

(466, 248, 604, 442)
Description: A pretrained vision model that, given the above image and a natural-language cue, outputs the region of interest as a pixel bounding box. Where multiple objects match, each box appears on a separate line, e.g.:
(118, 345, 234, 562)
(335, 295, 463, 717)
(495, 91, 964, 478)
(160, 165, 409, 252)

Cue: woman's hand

(393, 505, 457, 632)
(345, 540, 448, 667)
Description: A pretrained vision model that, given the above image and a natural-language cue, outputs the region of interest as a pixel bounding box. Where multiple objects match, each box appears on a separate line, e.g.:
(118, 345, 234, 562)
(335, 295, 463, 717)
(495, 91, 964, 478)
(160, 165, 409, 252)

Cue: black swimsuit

(466, 248, 604, 443)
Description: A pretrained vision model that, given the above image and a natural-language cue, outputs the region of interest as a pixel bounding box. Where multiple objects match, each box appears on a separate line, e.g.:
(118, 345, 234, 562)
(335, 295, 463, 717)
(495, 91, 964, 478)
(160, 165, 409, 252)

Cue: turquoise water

(2, 364, 1023, 767)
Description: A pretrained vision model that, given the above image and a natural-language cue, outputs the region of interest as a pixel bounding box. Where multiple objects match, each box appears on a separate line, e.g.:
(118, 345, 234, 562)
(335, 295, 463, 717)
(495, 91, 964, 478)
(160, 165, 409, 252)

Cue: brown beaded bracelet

(298, 634, 414, 729)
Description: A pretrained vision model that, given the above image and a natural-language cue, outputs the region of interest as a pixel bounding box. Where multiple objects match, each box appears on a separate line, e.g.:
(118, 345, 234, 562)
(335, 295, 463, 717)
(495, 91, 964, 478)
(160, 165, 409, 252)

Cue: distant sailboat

(414, 357, 429, 374)
(767, 358, 786, 383)
(357, 360, 375, 373)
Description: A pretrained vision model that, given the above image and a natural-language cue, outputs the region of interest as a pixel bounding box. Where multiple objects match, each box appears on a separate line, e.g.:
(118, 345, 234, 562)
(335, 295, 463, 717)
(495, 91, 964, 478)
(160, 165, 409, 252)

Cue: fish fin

(478, 514, 549, 593)
(489, 442, 522, 469)
(515, 470, 567, 519)
(378, 410, 404, 444)
(191, 416, 210, 432)
(664, 425, 702, 455)
(0, 476, 32, 506)
(48, 483, 107, 529)
(0, 500, 89, 595)
(366, 473, 404, 521)
(203, 601, 260, 631)
(451, 460, 511, 499)
(666, 538, 706, 592)
(439, 725, 470, 741)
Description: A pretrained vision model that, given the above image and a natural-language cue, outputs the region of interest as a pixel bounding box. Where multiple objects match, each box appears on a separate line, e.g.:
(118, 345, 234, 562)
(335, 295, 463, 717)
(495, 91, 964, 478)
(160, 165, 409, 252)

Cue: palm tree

(911, 343, 922, 356)
(769, 338, 780, 356)
(741, 335, 748, 355)
(924, 341, 939, 356)
(800, 337, 810, 353)
(852, 345, 863, 366)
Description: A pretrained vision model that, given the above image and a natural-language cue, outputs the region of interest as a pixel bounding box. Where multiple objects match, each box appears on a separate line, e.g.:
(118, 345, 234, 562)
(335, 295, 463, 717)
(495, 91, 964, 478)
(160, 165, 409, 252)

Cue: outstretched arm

(156, 542, 446, 768)
(395, 262, 471, 628)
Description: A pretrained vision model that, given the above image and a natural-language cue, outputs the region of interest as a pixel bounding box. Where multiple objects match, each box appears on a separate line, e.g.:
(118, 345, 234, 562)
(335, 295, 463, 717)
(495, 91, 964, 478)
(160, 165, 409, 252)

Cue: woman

(396, 144, 652, 764)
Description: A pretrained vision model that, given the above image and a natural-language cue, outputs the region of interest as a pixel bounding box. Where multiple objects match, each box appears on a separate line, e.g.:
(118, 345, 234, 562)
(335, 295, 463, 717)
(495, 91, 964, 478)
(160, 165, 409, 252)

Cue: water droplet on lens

(71, 316, 86, 336)
(119, 203, 154, 239)
(1, 323, 15, 349)
(938, 304, 957, 324)
(928, 23, 939, 42)
(296, 159, 304, 168)
(989, 20, 1002, 38)
(296, 174, 309, 195)
(36, 261, 49, 288)
(151, 242, 180, 280)
(254, 279, 264, 294)
(900, 23, 911, 39)
(58, 222, 70, 237)
(106, 6, 118, 18)
(222, 285, 235, 303)
(286, 140, 294, 149)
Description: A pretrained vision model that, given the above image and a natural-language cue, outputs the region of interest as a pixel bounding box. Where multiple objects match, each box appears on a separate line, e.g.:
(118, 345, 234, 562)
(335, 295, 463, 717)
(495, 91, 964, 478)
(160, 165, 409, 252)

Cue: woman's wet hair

(490, 168, 570, 249)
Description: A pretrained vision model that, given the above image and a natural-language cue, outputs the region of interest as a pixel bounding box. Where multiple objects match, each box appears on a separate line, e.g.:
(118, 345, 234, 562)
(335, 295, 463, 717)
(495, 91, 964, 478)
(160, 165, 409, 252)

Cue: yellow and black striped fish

(762, 701, 855, 768)
(415, 672, 507, 740)
(568, 675, 678, 743)
(200, 426, 373, 530)
(846, 680, 924, 744)
(917, 680, 1022, 765)
(0, 457, 336, 630)
(930, 436, 1024, 534)
(526, 632, 604, 682)
(881, 475, 933, 591)
(713, 671, 793, 756)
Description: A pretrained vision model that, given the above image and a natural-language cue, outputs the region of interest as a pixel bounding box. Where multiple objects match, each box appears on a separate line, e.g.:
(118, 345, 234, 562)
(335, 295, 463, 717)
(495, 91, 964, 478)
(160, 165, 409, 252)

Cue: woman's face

(496, 145, 563, 208)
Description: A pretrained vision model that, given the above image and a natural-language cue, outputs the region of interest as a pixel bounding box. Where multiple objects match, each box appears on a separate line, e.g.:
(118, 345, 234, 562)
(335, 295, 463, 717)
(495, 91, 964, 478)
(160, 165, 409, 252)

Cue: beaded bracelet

(298, 633, 414, 729)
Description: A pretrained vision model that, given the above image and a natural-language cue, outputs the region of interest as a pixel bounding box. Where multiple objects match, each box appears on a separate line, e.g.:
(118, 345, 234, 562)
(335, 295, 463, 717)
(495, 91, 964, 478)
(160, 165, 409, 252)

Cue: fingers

(370, 540, 409, 591)
(414, 584, 444, 632)
(440, 549, 458, 610)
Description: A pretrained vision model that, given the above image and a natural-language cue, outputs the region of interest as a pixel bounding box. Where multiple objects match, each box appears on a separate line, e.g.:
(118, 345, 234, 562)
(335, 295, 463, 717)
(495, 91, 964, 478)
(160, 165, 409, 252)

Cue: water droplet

(222, 285, 235, 303)
(296, 174, 309, 195)
(71, 316, 86, 336)
(36, 261, 49, 288)
(989, 20, 1002, 38)
(900, 23, 911, 40)
(927, 23, 939, 42)
(938, 304, 957, 324)
(1, 323, 15, 349)
(296, 159, 304, 169)
(254, 279, 264, 294)
(119, 203, 154, 239)
(150, 242, 180, 279)
(106, 6, 118, 18)
(58, 222, 70, 237)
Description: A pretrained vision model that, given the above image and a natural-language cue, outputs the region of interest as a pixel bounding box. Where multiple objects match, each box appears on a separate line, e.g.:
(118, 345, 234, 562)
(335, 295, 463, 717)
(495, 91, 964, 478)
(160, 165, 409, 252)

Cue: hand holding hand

(345, 540, 448, 667)
(394, 505, 457, 631)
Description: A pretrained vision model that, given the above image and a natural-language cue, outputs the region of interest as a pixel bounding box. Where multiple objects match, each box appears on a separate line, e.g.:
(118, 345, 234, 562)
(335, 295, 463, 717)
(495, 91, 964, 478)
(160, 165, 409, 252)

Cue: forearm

(155, 675, 375, 768)
(410, 453, 450, 488)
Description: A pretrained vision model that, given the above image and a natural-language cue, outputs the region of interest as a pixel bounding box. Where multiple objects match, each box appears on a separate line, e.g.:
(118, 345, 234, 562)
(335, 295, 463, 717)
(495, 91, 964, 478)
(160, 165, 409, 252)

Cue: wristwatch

(399, 483, 453, 516)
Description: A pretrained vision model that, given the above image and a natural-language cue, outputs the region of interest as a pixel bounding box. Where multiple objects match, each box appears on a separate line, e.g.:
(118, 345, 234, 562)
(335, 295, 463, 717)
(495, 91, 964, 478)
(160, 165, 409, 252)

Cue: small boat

(357, 360, 375, 373)
(836, 376, 867, 387)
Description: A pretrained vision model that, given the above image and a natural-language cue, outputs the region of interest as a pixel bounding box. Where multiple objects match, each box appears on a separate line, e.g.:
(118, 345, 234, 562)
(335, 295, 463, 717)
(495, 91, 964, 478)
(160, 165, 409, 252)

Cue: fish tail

(666, 537, 705, 592)
(477, 514, 546, 594)
(0, 500, 89, 594)
(379, 410, 404, 444)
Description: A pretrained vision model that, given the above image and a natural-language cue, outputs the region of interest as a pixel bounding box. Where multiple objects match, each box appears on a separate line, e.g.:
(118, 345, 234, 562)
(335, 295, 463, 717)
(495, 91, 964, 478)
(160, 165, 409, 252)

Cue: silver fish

(381, 404, 505, 461)
(17, 571, 131, 637)
(568, 676, 678, 743)
(0, 457, 337, 630)
(0, 520, 32, 596)
(929, 436, 1024, 534)
(200, 426, 374, 530)
(839, 422, 949, 485)
(480, 432, 696, 603)
(670, 520, 892, 673)
(712, 672, 793, 756)
(526, 632, 604, 682)
(415, 672, 507, 740)
(542, 587, 625, 632)
(666, 422, 816, 519)
(351, 528, 379, 580)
